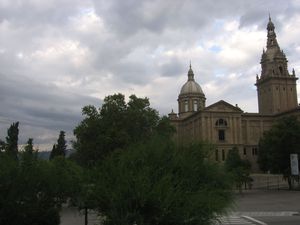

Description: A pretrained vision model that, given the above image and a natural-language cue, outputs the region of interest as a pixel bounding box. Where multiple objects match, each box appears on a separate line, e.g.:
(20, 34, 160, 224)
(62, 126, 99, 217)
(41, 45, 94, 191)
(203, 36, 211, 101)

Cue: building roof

(205, 100, 243, 113)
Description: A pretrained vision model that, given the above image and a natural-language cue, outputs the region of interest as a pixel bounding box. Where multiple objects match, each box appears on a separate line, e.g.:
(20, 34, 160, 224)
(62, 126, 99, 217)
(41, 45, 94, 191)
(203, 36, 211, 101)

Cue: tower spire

(188, 62, 194, 81)
(266, 15, 279, 49)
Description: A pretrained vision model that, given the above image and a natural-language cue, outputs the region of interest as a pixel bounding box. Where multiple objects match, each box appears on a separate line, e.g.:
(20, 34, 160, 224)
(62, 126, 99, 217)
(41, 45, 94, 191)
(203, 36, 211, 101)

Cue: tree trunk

(287, 176, 292, 190)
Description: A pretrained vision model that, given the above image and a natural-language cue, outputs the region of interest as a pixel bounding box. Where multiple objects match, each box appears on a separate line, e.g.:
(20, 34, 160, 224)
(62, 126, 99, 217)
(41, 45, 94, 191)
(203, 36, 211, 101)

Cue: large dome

(180, 80, 204, 95)
(179, 66, 204, 95)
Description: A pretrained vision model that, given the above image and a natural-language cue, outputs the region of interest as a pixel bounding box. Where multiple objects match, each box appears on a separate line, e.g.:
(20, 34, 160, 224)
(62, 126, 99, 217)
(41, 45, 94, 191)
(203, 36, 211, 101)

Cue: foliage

(50, 131, 66, 160)
(89, 137, 234, 225)
(0, 122, 84, 225)
(0, 139, 5, 152)
(70, 167, 99, 211)
(73, 93, 175, 166)
(1, 122, 19, 160)
(225, 147, 252, 191)
(0, 154, 83, 225)
(155, 115, 176, 138)
(257, 116, 300, 189)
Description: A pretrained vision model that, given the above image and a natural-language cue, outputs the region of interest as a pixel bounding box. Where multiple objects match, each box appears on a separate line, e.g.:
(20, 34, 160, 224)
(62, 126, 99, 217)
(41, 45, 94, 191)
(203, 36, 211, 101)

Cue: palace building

(168, 17, 300, 171)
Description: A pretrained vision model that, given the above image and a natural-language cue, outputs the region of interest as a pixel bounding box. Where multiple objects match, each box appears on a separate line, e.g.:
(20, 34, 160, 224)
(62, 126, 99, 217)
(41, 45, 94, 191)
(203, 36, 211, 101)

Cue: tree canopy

(257, 116, 300, 188)
(73, 93, 175, 166)
(89, 137, 233, 225)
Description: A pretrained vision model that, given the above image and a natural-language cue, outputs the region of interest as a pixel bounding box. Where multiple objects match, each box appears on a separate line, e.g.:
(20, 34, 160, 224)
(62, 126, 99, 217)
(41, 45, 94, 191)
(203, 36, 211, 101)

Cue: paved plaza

(61, 189, 300, 225)
(225, 190, 300, 225)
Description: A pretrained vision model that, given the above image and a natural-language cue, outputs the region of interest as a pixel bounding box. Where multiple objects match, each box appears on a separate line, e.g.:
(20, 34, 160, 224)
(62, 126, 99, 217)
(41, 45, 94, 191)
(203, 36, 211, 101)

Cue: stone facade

(169, 17, 300, 172)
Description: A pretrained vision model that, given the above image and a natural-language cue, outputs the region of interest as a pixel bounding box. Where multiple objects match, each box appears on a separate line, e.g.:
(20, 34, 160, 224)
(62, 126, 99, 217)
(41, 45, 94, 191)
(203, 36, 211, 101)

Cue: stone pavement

(233, 190, 300, 212)
(216, 215, 266, 225)
(61, 190, 300, 225)
(226, 190, 300, 225)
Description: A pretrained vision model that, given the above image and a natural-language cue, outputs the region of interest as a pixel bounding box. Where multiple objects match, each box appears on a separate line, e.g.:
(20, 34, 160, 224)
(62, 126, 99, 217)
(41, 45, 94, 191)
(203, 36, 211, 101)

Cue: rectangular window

(193, 100, 198, 111)
(222, 149, 225, 161)
(218, 130, 225, 141)
(215, 149, 219, 161)
(252, 147, 258, 155)
(184, 101, 188, 112)
(243, 147, 247, 155)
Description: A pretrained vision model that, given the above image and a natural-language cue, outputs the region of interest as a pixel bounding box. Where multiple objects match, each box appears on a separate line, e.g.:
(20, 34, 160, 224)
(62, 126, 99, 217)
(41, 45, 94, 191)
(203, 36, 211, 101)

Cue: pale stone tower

(178, 64, 206, 118)
(255, 16, 298, 114)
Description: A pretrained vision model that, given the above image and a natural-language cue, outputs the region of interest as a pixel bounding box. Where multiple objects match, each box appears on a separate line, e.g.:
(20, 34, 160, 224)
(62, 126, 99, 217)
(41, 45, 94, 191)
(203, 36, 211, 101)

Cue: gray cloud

(0, 73, 100, 148)
(160, 58, 185, 77)
(0, 1, 88, 25)
(0, 0, 299, 150)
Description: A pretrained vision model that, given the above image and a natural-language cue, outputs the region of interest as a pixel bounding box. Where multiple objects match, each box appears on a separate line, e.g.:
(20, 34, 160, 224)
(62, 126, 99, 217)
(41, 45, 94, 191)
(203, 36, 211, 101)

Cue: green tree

(225, 147, 252, 192)
(0, 123, 84, 225)
(24, 138, 34, 154)
(154, 116, 176, 138)
(258, 116, 300, 189)
(0, 154, 83, 225)
(72, 105, 104, 165)
(125, 95, 160, 142)
(21, 138, 38, 163)
(5, 122, 19, 160)
(89, 137, 234, 225)
(50, 131, 66, 160)
(73, 93, 174, 166)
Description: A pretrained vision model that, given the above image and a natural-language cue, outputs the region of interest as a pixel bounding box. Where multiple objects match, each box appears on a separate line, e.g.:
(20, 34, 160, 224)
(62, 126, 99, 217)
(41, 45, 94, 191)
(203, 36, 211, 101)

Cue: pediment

(205, 100, 243, 113)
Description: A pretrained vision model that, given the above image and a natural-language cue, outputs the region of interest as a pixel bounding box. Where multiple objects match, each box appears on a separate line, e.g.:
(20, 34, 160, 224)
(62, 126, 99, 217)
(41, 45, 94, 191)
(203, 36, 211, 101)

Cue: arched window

(215, 118, 227, 126)
(279, 66, 283, 75)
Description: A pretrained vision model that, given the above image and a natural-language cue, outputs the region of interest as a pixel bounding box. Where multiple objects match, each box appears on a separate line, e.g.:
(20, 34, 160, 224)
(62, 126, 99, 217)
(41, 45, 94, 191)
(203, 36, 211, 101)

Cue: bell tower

(255, 16, 298, 114)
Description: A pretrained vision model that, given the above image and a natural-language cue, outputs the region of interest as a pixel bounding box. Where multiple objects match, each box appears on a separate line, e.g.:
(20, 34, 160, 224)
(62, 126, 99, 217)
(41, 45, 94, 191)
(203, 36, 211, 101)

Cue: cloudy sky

(1, 0, 300, 150)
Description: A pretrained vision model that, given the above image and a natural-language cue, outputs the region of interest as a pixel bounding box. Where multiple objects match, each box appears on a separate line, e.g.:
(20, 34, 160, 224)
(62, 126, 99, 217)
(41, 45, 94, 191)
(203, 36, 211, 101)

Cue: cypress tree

(24, 138, 34, 155)
(5, 122, 19, 160)
(50, 131, 66, 160)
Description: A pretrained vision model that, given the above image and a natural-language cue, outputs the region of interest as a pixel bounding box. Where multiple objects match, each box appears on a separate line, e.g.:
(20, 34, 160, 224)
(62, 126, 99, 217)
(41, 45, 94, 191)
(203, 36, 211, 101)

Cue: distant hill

(37, 149, 76, 160)
(37, 151, 51, 160)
